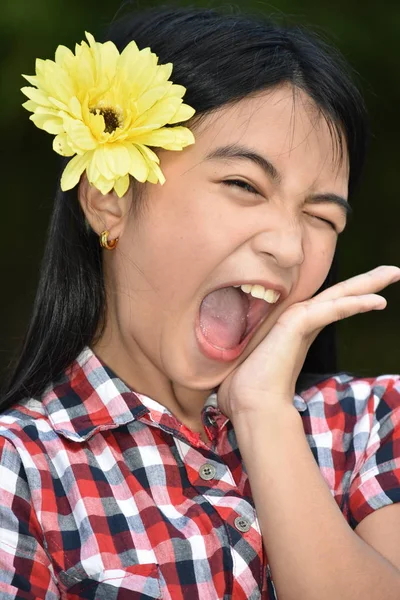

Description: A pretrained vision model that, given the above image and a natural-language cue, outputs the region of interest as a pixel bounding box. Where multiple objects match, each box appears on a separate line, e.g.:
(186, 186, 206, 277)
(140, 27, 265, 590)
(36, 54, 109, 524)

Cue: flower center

(92, 106, 121, 134)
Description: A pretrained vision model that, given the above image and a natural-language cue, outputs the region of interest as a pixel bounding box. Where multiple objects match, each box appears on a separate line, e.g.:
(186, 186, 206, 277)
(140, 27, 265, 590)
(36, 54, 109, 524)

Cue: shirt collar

(42, 348, 149, 442)
(42, 347, 307, 442)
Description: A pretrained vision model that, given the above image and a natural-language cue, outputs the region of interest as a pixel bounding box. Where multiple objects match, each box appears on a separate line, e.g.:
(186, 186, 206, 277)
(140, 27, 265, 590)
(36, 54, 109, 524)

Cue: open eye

(222, 179, 259, 195)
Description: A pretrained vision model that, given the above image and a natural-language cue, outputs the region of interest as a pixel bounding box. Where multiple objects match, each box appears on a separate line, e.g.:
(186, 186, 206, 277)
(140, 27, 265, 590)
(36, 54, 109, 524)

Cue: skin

(80, 84, 350, 434)
(79, 83, 400, 597)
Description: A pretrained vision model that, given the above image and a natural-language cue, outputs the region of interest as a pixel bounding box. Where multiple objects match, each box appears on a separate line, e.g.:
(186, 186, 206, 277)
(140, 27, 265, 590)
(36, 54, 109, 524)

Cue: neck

(92, 330, 214, 433)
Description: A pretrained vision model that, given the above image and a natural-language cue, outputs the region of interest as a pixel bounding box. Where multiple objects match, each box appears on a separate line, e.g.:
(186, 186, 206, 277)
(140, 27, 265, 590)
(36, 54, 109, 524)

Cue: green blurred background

(0, 0, 399, 382)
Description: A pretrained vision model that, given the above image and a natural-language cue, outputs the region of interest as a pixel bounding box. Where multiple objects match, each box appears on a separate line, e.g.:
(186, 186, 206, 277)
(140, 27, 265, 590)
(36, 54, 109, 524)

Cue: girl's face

(99, 85, 349, 399)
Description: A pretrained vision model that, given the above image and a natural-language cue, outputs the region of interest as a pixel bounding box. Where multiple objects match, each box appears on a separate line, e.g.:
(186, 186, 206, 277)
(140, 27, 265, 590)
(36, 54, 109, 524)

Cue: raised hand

(217, 265, 400, 420)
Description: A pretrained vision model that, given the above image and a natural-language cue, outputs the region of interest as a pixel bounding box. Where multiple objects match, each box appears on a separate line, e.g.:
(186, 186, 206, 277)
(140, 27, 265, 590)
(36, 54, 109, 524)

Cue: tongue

(199, 287, 248, 349)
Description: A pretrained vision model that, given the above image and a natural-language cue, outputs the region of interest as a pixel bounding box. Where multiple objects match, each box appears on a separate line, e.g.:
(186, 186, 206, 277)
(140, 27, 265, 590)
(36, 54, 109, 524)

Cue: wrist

(231, 399, 303, 433)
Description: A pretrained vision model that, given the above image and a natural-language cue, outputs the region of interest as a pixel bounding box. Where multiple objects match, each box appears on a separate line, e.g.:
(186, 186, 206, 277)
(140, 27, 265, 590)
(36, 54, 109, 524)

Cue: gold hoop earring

(99, 230, 119, 250)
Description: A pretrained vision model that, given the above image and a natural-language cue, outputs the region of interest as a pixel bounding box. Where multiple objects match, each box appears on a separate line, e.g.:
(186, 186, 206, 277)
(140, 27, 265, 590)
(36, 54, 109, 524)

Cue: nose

(252, 222, 305, 269)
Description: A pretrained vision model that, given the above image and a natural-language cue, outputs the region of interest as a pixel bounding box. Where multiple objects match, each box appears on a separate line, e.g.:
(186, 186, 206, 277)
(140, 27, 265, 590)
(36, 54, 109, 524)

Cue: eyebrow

(205, 144, 282, 184)
(305, 193, 352, 217)
(204, 143, 351, 217)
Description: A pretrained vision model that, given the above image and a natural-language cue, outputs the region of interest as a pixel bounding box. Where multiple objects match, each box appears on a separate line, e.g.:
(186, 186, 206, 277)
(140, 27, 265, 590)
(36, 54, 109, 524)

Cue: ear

(78, 175, 133, 239)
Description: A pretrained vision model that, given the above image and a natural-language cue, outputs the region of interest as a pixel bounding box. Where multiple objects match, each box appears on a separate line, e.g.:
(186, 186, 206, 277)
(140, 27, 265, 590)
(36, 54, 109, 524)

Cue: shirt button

(199, 463, 217, 480)
(234, 516, 251, 533)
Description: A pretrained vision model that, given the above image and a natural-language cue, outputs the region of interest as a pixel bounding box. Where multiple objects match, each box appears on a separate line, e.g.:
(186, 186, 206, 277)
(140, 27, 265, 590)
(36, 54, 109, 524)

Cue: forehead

(193, 85, 349, 185)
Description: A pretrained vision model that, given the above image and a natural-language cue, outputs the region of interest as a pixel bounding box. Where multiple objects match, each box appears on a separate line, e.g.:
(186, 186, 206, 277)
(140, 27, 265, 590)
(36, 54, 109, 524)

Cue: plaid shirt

(0, 348, 399, 600)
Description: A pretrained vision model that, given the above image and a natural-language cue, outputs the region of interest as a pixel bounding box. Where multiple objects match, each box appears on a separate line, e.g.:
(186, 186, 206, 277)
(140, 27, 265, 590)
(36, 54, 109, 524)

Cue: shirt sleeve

(348, 377, 400, 528)
(0, 435, 60, 599)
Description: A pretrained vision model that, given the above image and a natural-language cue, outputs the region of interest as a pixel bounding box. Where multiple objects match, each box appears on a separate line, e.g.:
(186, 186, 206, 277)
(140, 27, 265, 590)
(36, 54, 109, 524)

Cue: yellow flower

(21, 32, 196, 197)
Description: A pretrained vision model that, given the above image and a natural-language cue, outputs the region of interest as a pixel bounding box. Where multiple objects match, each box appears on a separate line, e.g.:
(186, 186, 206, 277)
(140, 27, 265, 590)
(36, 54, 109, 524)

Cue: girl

(0, 6, 399, 599)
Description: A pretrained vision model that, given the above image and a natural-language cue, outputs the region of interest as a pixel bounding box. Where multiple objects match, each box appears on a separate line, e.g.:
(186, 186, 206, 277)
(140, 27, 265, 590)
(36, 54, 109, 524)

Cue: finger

(282, 293, 387, 337)
(234, 294, 386, 398)
(313, 265, 400, 304)
(244, 294, 386, 393)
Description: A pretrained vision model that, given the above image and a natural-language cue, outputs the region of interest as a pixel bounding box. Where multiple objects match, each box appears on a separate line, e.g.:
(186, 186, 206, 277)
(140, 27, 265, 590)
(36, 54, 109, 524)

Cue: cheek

(235, 239, 336, 363)
(120, 206, 221, 310)
(296, 238, 336, 301)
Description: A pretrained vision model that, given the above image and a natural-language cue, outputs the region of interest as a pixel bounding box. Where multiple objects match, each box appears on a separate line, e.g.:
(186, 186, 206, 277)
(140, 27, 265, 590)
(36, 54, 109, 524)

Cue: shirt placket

(173, 432, 266, 598)
(139, 401, 269, 598)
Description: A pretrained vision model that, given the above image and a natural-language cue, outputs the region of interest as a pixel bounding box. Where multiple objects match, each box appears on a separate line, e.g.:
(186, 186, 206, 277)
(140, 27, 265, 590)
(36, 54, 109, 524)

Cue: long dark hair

(1, 5, 368, 410)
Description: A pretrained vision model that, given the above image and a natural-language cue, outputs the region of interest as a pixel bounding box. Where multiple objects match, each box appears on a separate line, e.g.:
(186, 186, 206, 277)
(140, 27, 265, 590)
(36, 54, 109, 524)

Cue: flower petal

(88, 146, 111, 181)
(63, 116, 97, 151)
(84, 32, 96, 46)
(174, 126, 195, 147)
(148, 161, 165, 185)
(104, 144, 132, 177)
(169, 84, 187, 100)
(22, 99, 39, 112)
(96, 180, 115, 195)
(132, 126, 194, 150)
(146, 170, 159, 184)
(168, 103, 196, 124)
(31, 113, 64, 134)
(127, 145, 149, 182)
(113, 174, 130, 198)
(61, 152, 92, 191)
(133, 96, 182, 129)
(88, 147, 113, 181)
(151, 63, 173, 86)
(40, 62, 76, 105)
(86, 110, 106, 140)
(53, 133, 75, 156)
(99, 41, 120, 83)
(90, 173, 115, 195)
(48, 96, 69, 111)
(32, 105, 62, 117)
(21, 86, 53, 107)
(55, 44, 75, 67)
(21, 74, 39, 86)
(68, 96, 83, 120)
(119, 47, 157, 98)
(136, 145, 165, 185)
(135, 84, 172, 116)
(136, 143, 160, 164)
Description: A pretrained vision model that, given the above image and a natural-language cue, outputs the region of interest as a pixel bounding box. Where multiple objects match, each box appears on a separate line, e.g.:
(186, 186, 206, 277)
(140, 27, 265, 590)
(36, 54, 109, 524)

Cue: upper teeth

(233, 284, 280, 304)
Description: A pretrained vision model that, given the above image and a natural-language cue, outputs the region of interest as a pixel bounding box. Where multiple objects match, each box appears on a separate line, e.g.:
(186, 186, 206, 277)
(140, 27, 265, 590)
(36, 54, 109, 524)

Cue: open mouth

(195, 285, 279, 362)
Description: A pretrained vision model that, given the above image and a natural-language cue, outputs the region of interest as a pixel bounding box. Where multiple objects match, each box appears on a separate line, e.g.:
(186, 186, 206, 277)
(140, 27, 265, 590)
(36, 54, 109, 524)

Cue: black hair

(0, 5, 368, 410)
